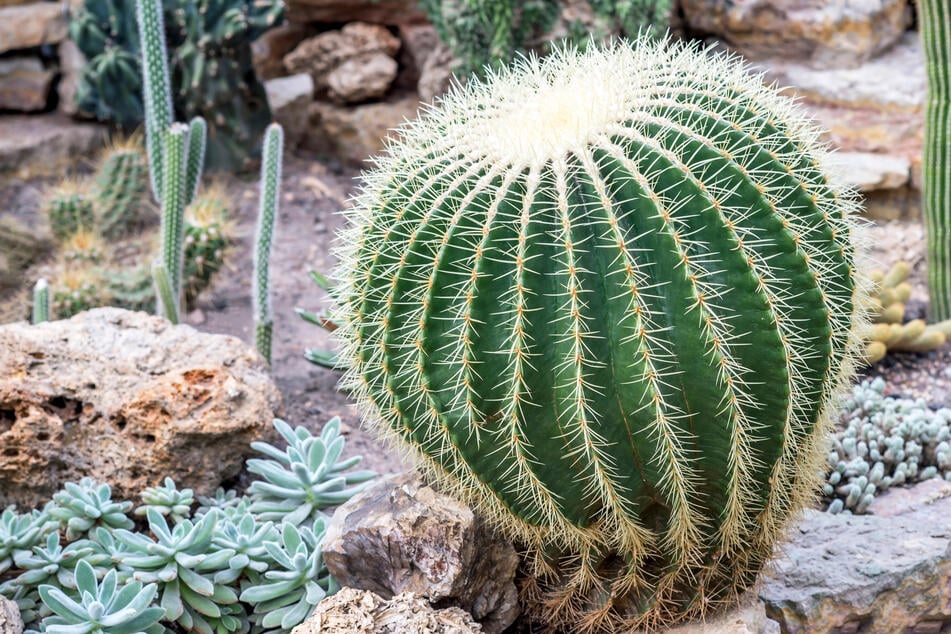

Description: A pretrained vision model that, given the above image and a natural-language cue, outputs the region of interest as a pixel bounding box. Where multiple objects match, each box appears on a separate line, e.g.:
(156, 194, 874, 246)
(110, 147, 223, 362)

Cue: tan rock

(0, 56, 53, 111)
(682, 0, 909, 69)
(398, 23, 457, 103)
(252, 22, 313, 80)
(294, 588, 481, 634)
(0, 3, 67, 54)
(285, 22, 400, 103)
(0, 113, 106, 177)
(326, 53, 398, 103)
(0, 308, 282, 508)
(0, 595, 23, 634)
(304, 96, 419, 164)
(666, 593, 776, 634)
(286, 0, 427, 25)
(323, 472, 519, 634)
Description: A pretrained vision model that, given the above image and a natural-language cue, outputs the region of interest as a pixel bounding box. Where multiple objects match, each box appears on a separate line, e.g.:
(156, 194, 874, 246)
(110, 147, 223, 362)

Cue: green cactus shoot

(331, 39, 864, 631)
(920, 0, 951, 321)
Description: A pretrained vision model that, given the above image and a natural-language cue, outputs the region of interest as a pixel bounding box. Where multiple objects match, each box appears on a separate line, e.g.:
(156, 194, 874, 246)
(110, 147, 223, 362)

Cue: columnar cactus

(919, 0, 951, 321)
(32, 279, 49, 324)
(332, 39, 863, 630)
(253, 124, 283, 364)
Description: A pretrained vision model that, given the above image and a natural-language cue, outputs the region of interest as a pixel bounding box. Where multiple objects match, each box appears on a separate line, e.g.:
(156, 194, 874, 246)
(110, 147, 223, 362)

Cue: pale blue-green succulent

(239, 522, 334, 631)
(38, 560, 165, 634)
(48, 479, 134, 541)
(247, 418, 375, 526)
(135, 477, 194, 525)
(0, 508, 53, 576)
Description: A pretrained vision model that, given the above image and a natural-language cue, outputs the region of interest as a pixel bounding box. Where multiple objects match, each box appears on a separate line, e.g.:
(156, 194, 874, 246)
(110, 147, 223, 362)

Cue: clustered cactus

(183, 189, 229, 306)
(0, 418, 373, 634)
(69, 0, 283, 172)
(863, 260, 951, 362)
(46, 182, 95, 243)
(822, 378, 951, 514)
(330, 38, 863, 631)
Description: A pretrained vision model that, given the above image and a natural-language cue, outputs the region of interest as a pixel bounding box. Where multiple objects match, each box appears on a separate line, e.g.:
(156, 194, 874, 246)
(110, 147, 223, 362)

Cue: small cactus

(32, 279, 49, 324)
(51, 267, 108, 319)
(46, 182, 95, 242)
(91, 138, 149, 238)
(183, 187, 228, 306)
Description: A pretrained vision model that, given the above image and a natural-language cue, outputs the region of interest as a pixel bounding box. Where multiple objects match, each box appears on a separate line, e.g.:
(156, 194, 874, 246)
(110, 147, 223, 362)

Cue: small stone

(264, 73, 314, 149)
(0, 3, 67, 54)
(681, 0, 909, 69)
(0, 56, 53, 111)
(185, 308, 206, 325)
(326, 53, 398, 103)
(0, 308, 282, 508)
(323, 471, 519, 634)
(0, 595, 23, 634)
(293, 588, 481, 634)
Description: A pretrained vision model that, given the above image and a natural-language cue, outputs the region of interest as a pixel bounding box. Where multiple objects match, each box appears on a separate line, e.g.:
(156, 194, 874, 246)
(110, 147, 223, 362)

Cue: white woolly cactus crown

(332, 37, 865, 632)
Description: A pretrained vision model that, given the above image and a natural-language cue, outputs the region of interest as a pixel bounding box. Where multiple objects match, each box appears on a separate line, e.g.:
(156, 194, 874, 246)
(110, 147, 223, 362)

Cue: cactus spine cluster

(333, 39, 862, 631)
(920, 0, 951, 321)
(254, 124, 283, 364)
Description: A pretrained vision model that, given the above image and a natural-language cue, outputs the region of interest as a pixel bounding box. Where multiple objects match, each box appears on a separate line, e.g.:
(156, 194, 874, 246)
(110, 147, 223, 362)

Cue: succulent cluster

(0, 417, 373, 634)
(69, 0, 283, 171)
(822, 378, 951, 514)
(863, 261, 951, 363)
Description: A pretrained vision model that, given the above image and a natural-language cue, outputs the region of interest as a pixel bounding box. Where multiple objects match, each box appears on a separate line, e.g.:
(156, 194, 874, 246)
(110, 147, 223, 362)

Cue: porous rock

(0, 3, 67, 54)
(304, 95, 419, 164)
(0, 595, 23, 634)
(681, 0, 909, 69)
(759, 481, 951, 633)
(285, 0, 427, 25)
(284, 22, 400, 103)
(293, 588, 481, 634)
(322, 471, 519, 634)
(0, 308, 282, 509)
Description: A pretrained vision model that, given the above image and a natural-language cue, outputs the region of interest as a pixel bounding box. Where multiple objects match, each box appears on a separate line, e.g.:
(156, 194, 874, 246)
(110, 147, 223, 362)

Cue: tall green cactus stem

(32, 279, 49, 324)
(254, 124, 283, 364)
(152, 260, 179, 324)
(92, 143, 149, 238)
(185, 116, 207, 203)
(920, 0, 951, 321)
(158, 123, 189, 319)
(137, 0, 173, 202)
(333, 40, 863, 631)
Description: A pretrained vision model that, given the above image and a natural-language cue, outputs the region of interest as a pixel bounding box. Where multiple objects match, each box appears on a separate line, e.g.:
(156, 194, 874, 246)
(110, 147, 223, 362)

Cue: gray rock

(323, 472, 518, 634)
(0, 56, 53, 111)
(397, 23, 457, 102)
(294, 588, 481, 634)
(0, 308, 282, 508)
(0, 114, 105, 176)
(264, 73, 314, 150)
(835, 152, 910, 192)
(57, 38, 86, 116)
(0, 595, 23, 634)
(304, 96, 419, 165)
(682, 0, 909, 69)
(759, 481, 951, 633)
(0, 2, 67, 54)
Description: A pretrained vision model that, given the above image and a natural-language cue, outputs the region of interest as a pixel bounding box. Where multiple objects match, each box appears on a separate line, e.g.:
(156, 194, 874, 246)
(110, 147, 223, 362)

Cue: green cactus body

(333, 40, 862, 630)
(47, 189, 95, 242)
(92, 145, 149, 238)
(920, 0, 951, 321)
(158, 123, 189, 320)
(253, 123, 283, 364)
(183, 189, 228, 306)
(32, 279, 49, 324)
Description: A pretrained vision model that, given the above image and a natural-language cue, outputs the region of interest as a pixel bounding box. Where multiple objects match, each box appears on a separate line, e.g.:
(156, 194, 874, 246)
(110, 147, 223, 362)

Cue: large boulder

(304, 96, 420, 165)
(759, 480, 951, 632)
(294, 588, 481, 634)
(284, 22, 400, 104)
(322, 471, 519, 634)
(681, 0, 910, 69)
(0, 308, 282, 509)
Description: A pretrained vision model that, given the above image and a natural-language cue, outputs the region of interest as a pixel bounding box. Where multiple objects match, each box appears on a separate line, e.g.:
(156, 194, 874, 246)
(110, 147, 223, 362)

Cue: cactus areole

(334, 39, 862, 631)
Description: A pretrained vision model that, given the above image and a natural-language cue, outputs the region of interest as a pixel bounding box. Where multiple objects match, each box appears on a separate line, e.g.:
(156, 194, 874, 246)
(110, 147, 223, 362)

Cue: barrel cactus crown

(333, 38, 863, 631)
